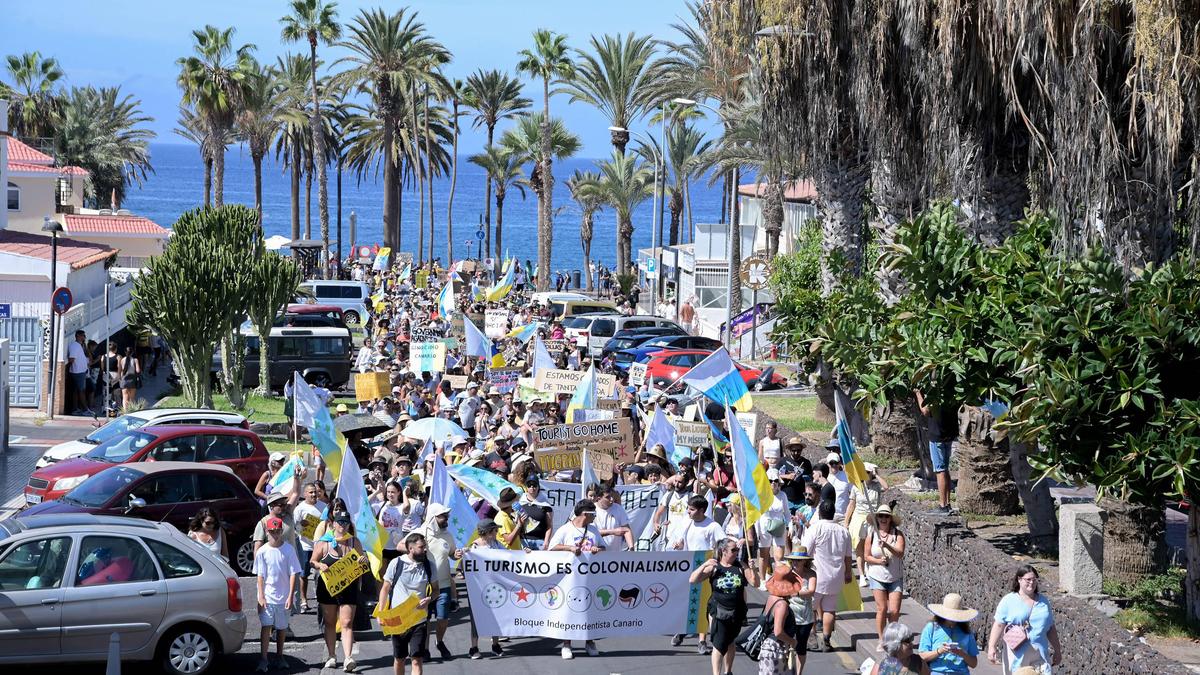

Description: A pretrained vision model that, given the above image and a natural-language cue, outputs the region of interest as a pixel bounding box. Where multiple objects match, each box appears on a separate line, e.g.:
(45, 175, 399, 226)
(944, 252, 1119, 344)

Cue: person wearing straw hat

(863, 503, 907, 641)
(493, 488, 527, 551)
(780, 549, 818, 675)
(689, 538, 760, 675)
(758, 560, 803, 675)
(919, 593, 981, 673)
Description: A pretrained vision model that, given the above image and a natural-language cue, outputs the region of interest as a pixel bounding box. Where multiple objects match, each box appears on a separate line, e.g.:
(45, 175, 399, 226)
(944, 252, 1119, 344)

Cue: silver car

(0, 513, 245, 674)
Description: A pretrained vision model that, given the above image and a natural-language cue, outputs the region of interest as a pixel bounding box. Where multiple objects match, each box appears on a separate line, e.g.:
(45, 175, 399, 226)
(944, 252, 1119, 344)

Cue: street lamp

(42, 215, 63, 418)
(608, 125, 660, 313)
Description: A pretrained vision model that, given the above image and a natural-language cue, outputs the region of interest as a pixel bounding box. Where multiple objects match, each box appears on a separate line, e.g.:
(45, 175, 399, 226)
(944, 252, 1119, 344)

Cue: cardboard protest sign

(597, 398, 621, 411)
(629, 362, 648, 386)
(588, 448, 615, 479)
(534, 368, 618, 395)
(321, 548, 367, 596)
(484, 309, 509, 338)
(533, 418, 635, 462)
(409, 342, 447, 373)
(735, 411, 759, 441)
(542, 339, 567, 357)
(410, 326, 442, 343)
(674, 421, 711, 448)
(444, 375, 469, 390)
(487, 368, 521, 394)
(354, 372, 390, 402)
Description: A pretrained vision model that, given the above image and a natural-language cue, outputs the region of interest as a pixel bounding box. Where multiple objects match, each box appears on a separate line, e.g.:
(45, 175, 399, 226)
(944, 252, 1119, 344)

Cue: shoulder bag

(736, 597, 781, 661)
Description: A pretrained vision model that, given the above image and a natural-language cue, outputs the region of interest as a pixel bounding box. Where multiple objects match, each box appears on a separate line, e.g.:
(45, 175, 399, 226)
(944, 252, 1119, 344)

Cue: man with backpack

(379, 532, 437, 675)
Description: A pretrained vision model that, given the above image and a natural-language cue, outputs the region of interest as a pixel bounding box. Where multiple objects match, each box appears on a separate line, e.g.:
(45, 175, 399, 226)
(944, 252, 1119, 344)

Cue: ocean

(122, 143, 727, 272)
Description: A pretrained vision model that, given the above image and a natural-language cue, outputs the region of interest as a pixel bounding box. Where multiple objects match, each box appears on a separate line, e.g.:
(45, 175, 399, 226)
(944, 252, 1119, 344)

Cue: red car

(286, 303, 346, 321)
(644, 349, 789, 391)
(25, 425, 269, 505)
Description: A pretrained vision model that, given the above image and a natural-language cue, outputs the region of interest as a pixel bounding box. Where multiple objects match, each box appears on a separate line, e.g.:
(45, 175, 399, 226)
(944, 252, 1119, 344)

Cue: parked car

(562, 312, 620, 350)
(20, 462, 265, 577)
(25, 426, 269, 505)
(0, 511, 246, 673)
(613, 334, 725, 371)
(547, 298, 619, 322)
(599, 325, 689, 360)
(643, 349, 789, 391)
(588, 316, 685, 355)
(297, 279, 371, 324)
(36, 409, 249, 469)
(273, 312, 348, 330)
(224, 325, 352, 391)
(286, 302, 346, 322)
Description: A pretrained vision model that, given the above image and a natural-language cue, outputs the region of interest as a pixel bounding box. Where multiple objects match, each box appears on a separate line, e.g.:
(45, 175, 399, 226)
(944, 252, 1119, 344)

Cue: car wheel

(752, 379, 766, 392)
(235, 540, 255, 576)
(343, 310, 360, 325)
(307, 372, 333, 389)
(158, 625, 217, 675)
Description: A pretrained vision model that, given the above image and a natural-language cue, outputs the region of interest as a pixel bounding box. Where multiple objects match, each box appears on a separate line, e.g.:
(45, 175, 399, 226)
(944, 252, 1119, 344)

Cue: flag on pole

(430, 455, 479, 549)
(505, 321, 539, 344)
(419, 436, 436, 463)
(699, 407, 730, 454)
(485, 258, 515, 301)
(267, 454, 305, 496)
(565, 364, 598, 423)
(580, 449, 599, 497)
(292, 372, 345, 481)
(335, 444, 387, 578)
(372, 247, 391, 271)
(463, 316, 506, 368)
(399, 262, 412, 281)
(437, 274, 456, 319)
(532, 335, 556, 373)
(833, 388, 871, 491)
(726, 403, 773, 524)
(644, 406, 677, 453)
(446, 463, 523, 509)
(678, 348, 753, 410)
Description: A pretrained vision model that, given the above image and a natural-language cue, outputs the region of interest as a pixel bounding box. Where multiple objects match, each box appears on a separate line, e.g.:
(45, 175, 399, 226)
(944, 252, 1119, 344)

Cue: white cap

(269, 451, 287, 463)
(766, 468, 781, 481)
(825, 452, 842, 465)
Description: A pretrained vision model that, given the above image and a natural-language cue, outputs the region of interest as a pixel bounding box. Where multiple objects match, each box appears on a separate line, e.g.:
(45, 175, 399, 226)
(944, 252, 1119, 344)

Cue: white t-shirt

(293, 500, 327, 551)
(548, 522, 605, 553)
(800, 519, 852, 595)
(668, 516, 726, 552)
(594, 503, 631, 551)
(67, 341, 89, 374)
(252, 542, 302, 605)
(378, 502, 405, 550)
(828, 471, 851, 519)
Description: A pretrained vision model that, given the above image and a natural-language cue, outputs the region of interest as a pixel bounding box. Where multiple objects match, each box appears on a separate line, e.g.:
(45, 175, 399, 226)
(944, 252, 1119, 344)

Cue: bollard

(106, 631, 121, 675)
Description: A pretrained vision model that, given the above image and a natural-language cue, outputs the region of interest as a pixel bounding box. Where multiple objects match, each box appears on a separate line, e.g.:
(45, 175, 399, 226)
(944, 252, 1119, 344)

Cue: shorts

(258, 603, 289, 630)
(930, 440, 953, 472)
(755, 521, 788, 549)
(300, 548, 313, 578)
(867, 577, 904, 594)
(69, 372, 87, 391)
(391, 622, 429, 660)
(708, 615, 745, 653)
(432, 586, 452, 621)
(813, 591, 838, 613)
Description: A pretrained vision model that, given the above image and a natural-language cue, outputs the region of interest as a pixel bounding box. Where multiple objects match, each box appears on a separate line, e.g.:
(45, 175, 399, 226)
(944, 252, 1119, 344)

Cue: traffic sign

(357, 245, 371, 258)
(52, 287, 73, 315)
(646, 257, 658, 279)
(740, 255, 771, 290)
(475, 229, 485, 240)
(0, 303, 10, 319)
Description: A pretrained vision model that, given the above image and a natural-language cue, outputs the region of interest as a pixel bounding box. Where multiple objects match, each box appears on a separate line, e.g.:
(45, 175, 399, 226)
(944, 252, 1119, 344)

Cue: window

(6, 182, 18, 211)
(0, 537, 72, 591)
(306, 337, 346, 356)
(339, 285, 363, 299)
(313, 285, 337, 298)
(592, 319, 615, 336)
(75, 536, 158, 586)
(200, 434, 246, 461)
(695, 263, 729, 310)
(145, 540, 202, 579)
(625, 321, 655, 330)
(131, 474, 195, 505)
(245, 337, 261, 357)
(149, 435, 198, 462)
(197, 474, 240, 501)
(84, 430, 155, 463)
(276, 337, 303, 358)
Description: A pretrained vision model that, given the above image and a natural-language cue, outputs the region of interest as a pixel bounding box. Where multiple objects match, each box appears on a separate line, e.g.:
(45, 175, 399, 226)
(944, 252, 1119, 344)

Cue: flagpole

(293, 371, 299, 460)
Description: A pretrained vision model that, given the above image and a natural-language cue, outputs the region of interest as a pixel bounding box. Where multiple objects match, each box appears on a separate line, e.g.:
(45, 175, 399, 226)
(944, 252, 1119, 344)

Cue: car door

(59, 535, 166, 657)
(0, 535, 73, 658)
(146, 433, 199, 463)
(589, 318, 616, 354)
(125, 473, 202, 533)
(199, 434, 258, 485)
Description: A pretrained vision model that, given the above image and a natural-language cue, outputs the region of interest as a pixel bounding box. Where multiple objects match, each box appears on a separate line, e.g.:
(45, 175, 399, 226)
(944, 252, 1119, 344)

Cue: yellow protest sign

(374, 593, 427, 636)
(321, 548, 367, 596)
(354, 372, 390, 402)
(299, 514, 321, 541)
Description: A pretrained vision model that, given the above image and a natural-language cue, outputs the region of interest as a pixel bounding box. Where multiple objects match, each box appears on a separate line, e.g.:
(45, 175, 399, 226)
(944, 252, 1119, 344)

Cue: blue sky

(0, 0, 707, 158)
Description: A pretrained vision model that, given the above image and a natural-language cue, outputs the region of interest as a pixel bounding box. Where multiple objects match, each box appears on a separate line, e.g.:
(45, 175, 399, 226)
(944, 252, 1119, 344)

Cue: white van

(298, 280, 371, 324)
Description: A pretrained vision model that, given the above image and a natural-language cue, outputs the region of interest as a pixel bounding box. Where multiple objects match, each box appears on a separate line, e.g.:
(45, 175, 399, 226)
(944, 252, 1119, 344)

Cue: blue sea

(123, 143, 726, 272)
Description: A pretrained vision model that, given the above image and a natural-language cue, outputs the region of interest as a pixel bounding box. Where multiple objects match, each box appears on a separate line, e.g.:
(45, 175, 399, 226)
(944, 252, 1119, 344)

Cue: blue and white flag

(267, 454, 305, 496)
(678, 348, 753, 410)
(644, 406, 677, 454)
(464, 316, 506, 368)
(431, 455, 479, 549)
(580, 449, 600, 498)
(532, 335, 556, 373)
(447, 463, 523, 509)
(292, 372, 345, 480)
(565, 364, 598, 423)
(437, 274, 456, 319)
(335, 443, 387, 578)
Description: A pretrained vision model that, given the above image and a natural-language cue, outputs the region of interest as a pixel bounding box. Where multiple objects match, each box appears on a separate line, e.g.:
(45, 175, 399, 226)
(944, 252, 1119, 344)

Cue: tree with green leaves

(236, 61, 285, 220)
(51, 86, 155, 209)
(465, 69, 531, 258)
(517, 29, 574, 291)
(281, 0, 341, 277)
(3, 51, 64, 140)
(566, 33, 660, 155)
(500, 114, 581, 263)
(246, 254, 303, 396)
(567, 170, 604, 291)
(174, 105, 218, 207)
(468, 146, 525, 259)
(590, 150, 654, 274)
(176, 26, 256, 208)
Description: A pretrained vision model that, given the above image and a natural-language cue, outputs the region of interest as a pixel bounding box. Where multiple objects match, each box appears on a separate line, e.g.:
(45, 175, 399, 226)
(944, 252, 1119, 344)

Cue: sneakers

(859, 575, 869, 588)
(585, 640, 599, 657)
(696, 640, 711, 655)
(469, 647, 482, 660)
(491, 641, 504, 656)
(256, 659, 269, 673)
(561, 645, 574, 660)
(926, 504, 957, 516)
(437, 641, 453, 661)
(323, 657, 337, 669)
(815, 633, 828, 652)
(343, 657, 357, 673)
(825, 633, 837, 651)
(671, 634, 684, 647)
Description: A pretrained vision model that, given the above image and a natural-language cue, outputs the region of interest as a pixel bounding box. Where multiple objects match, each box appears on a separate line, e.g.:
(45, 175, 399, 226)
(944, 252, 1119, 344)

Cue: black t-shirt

(926, 404, 959, 442)
(708, 563, 748, 614)
(521, 501, 553, 539)
(820, 481, 836, 507)
(776, 458, 812, 506)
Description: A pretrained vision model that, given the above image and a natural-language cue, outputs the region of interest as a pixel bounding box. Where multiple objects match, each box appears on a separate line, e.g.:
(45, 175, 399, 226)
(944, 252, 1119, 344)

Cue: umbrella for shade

(264, 234, 292, 251)
(333, 413, 392, 438)
(403, 417, 468, 442)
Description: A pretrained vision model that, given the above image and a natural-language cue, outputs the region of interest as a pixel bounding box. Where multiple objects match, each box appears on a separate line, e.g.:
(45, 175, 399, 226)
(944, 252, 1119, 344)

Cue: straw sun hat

(928, 593, 979, 623)
(868, 503, 902, 528)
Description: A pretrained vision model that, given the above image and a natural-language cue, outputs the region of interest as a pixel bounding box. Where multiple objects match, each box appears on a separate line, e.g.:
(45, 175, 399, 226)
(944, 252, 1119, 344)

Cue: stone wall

(757, 406, 1191, 675)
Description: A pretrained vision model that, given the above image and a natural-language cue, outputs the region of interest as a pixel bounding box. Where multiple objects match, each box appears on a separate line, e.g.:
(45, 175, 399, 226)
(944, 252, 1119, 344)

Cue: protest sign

(533, 447, 582, 474)
(484, 309, 509, 338)
(574, 409, 614, 422)
(354, 372, 390, 402)
(588, 449, 615, 480)
(415, 271, 429, 289)
(463, 548, 709, 639)
(629, 362, 647, 386)
(298, 514, 321, 542)
(409, 342, 447, 373)
(410, 326, 442, 343)
(535, 368, 618, 395)
(374, 593, 426, 636)
(444, 374, 469, 390)
(735, 411, 759, 441)
(543, 339, 568, 357)
(487, 368, 521, 394)
(533, 418, 634, 461)
(449, 316, 465, 337)
(674, 421, 711, 448)
(597, 398, 621, 411)
(321, 548, 367, 596)
(541, 480, 662, 550)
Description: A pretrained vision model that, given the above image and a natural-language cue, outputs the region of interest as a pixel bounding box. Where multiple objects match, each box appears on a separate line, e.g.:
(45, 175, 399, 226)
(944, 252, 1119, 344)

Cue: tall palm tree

(567, 170, 605, 291)
(662, 122, 712, 247)
(281, 0, 341, 276)
(465, 69, 531, 258)
(567, 33, 660, 155)
(336, 7, 444, 251)
(236, 61, 285, 221)
(52, 86, 155, 209)
(500, 113, 581, 261)
(174, 105, 217, 206)
(446, 78, 468, 263)
(517, 29, 574, 291)
(326, 101, 353, 265)
(275, 53, 313, 240)
(469, 146, 525, 259)
(592, 150, 654, 274)
(176, 25, 256, 207)
(4, 51, 64, 141)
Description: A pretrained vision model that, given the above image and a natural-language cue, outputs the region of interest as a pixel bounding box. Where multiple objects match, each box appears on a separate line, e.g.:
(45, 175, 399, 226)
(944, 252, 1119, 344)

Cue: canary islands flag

(267, 453, 305, 496)
(486, 258, 515, 301)
(430, 455, 478, 549)
(565, 364, 598, 423)
(700, 408, 730, 454)
(336, 444, 387, 578)
(679, 348, 753, 410)
(437, 275, 456, 319)
(506, 321, 539, 344)
(446, 463, 523, 509)
(726, 402, 772, 524)
(292, 372, 345, 482)
(463, 316, 506, 368)
(833, 388, 871, 491)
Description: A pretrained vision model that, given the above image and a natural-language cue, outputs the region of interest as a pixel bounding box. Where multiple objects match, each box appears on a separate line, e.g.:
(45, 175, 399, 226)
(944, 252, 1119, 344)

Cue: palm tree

(174, 105, 217, 206)
(567, 170, 605, 291)
(326, 101, 352, 265)
(4, 51, 64, 141)
(281, 0, 341, 276)
(662, 122, 712, 247)
(500, 114, 581, 261)
(336, 7, 444, 252)
(517, 29, 574, 291)
(52, 86, 155, 209)
(567, 33, 660, 155)
(591, 150, 654, 274)
(176, 25, 256, 207)
(237, 61, 285, 221)
(446, 78, 468, 263)
(465, 69, 531, 258)
(275, 53, 313, 240)
(469, 146, 525, 259)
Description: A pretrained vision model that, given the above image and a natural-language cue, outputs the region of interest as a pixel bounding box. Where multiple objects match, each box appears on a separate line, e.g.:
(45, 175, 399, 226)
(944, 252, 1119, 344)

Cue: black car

(599, 325, 687, 359)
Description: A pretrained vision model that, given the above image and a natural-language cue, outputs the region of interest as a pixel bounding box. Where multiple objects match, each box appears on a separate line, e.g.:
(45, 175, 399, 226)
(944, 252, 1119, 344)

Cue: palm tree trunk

(669, 189, 683, 247)
(290, 137, 301, 240)
(424, 90, 434, 270)
(204, 156, 213, 208)
(252, 154, 264, 223)
(447, 100, 458, 263)
(582, 213, 593, 292)
(304, 163, 312, 239)
(719, 171, 728, 224)
(417, 166, 425, 267)
(537, 77, 553, 292)
(310, 40, 329, 278)
(619, 216, 634, 275)
(763, 179, 785, 258)
(685, 179, 694, 243)
(869, 396, 920, 463)
(729, 166, 742, 314)
(1009, 439, 1058, 554)
(814, 154, 869, 295)
(955, 405, 1020, 516)
(212, 139, 225, 208)
(382, 119, 398, 251)
(336, 159, 343, 271)
(485, 125, 495, 258)
(1100, 496, 1166, 586)
(870, 159, 921, 305)
(1187, 506, 1200, 621)
(495, 190, 505, 261)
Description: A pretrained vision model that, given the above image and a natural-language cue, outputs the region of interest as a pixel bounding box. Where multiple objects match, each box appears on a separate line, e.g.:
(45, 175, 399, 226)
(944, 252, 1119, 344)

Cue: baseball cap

(265, 516, 284, 531)
(825, 452, 843, 465)
(269, 451, 286, 463)
(335, 403, 349, 413)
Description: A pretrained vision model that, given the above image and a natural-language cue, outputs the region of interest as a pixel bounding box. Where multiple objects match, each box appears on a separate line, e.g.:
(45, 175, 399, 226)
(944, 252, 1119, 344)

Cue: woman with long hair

(187, 507, 228, 561)
(919, 593, 980, 674)
(311, 512, 363, 672)
(987, 565, 1061, 673)
(117, 345, 141, 411)
(689, 538, 759, 675)
(863, 504, 906, 640)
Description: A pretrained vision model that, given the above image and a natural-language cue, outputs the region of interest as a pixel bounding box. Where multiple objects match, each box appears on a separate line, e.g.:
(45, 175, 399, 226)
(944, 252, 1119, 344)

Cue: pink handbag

(1003, 623, 1030, 651)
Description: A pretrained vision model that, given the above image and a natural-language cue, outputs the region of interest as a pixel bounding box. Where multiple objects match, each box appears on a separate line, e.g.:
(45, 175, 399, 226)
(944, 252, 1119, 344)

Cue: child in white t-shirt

(253, 516, 302, 672)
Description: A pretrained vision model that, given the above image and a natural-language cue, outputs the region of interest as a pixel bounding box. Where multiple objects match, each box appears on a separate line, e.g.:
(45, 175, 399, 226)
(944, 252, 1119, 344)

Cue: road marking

(7, 436, 26, 444)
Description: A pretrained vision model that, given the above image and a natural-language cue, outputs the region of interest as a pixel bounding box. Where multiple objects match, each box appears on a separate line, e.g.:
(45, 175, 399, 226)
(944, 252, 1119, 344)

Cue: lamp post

(42, 216, 63, 418)
(607, 125, 660, 313)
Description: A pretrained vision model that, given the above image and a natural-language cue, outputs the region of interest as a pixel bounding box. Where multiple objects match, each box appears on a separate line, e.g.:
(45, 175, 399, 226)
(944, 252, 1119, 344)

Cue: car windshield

(83, 431, 155, 463)
(64, 466, 145, 508)
(562, 316, 590, 329)
(84, 414, 150, 445)
(614, 351, 637, 363)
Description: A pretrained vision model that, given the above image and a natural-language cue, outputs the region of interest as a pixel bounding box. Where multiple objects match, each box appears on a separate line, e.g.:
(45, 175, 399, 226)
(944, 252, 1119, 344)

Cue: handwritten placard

(484, 309, 509, 338)
(355, 372, 391, 402)
(629, 362, 648, 386)
(533, 417, 635, 462)
(410, 326, 442, 343)
(321, 548, 367, 596)
(444, 375, 469, 390)
(409, 342, 447, 373)
(674, 421, 711, 448)
(542, 339, 567, 357)
(299, 514, 321, 541)
(487, 368, 521, 394)
(534, 368, 618, 395)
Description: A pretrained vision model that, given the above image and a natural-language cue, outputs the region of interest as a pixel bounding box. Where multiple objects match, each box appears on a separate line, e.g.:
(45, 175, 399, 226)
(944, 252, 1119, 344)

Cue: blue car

(612, 334, 724, 372)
